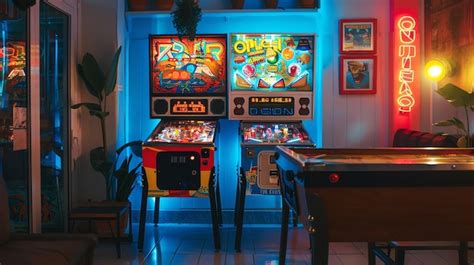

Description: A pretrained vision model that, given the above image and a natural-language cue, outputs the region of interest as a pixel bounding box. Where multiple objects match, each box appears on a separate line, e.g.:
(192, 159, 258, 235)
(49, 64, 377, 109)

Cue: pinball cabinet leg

(153, 198, 160, 226)
(216, 177, 223, 226)
(306, 190, 329, 265)
(235, 167, 247, 252)
(234, 171, 240, 227)
(138, 168, 148, 252)
(209, 168, 221, 250)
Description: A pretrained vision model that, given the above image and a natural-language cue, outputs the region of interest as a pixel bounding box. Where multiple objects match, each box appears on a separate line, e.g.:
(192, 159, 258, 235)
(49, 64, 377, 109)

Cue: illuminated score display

(248, 96, 294, 116)
(170, 99, 208, 115)
(397, 16, 416, 113)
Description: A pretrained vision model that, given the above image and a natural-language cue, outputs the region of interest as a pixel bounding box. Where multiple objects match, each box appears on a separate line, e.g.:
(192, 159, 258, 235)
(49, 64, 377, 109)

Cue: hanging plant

(171, 0, 202, 41)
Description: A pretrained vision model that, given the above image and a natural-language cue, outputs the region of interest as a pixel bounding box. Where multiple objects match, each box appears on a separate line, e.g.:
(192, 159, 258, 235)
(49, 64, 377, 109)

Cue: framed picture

(340, 19, 377, 53)
(339, 55, 377, 94)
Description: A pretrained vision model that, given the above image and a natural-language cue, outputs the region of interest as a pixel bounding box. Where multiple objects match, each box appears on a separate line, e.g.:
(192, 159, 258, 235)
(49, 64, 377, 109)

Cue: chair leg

(116, 213, 121, 259)
(128, 201, 133, 242)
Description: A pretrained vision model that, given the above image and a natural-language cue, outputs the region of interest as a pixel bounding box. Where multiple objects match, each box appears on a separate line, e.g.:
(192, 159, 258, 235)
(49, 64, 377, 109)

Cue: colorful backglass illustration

(149, 35, 227, 95)
(230, 34, 314, 92)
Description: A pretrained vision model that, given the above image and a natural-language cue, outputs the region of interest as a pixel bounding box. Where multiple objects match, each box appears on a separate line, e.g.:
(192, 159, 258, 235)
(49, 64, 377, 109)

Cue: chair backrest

(0, 174, 10, 244)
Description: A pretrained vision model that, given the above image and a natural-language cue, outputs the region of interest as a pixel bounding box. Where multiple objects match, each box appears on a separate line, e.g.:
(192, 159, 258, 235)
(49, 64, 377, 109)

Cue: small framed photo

(340, 19, 377, 53)
(340, 55, 377, 95)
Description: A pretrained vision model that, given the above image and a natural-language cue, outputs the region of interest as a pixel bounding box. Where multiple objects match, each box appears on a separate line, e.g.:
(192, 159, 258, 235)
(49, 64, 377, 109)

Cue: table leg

(459, 241, 468, 265)
(153, 198, 159, 226)
(279, 199, 290, 265)
(235, 169, 246, 252)
(138, 168, 148, 252)
(306, 191, 328, 265)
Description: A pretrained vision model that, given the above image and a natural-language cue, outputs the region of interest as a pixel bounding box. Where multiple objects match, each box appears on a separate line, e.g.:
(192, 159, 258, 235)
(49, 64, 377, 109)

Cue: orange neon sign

(397, 16, 416, 113)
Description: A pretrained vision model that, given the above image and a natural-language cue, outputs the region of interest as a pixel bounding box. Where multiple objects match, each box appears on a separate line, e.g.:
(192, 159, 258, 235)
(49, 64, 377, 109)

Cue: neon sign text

(397, 16, 416, 113)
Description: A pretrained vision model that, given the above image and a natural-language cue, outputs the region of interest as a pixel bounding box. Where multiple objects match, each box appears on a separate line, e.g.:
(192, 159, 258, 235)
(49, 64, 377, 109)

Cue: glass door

(0, 2, 30, 233)
(39, 1, 69, 232)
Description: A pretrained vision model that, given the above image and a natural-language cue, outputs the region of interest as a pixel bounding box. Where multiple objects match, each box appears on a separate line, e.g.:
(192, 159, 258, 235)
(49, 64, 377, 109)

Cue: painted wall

(72, 0, 121, 204)
(123, 0, 392, 212)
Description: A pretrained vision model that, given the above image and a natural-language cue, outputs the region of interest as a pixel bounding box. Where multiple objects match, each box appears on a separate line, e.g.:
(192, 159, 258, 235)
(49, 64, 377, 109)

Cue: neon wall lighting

(390, 0, 421, 137)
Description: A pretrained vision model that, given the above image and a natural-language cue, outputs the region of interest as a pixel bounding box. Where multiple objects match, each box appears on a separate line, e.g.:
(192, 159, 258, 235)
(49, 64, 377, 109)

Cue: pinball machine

(138, 34, 227, 251)
(228, 33, 316, 251)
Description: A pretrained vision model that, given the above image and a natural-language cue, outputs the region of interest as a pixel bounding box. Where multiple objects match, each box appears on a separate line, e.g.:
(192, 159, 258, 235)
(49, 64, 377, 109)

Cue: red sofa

(393, 128, 458, 147)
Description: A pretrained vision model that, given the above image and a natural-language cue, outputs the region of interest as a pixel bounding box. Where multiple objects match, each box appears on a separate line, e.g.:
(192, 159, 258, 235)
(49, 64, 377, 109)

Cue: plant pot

(152, 0, 174, 10)
(265, 0, 278, 8)
(128, 0, 150, 11)
(299, 0, 316, 8)
(231, 0, 244, 9)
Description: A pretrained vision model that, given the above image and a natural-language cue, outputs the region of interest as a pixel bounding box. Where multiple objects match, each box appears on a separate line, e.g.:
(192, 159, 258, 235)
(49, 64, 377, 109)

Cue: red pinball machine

(138, 34, 227, 251)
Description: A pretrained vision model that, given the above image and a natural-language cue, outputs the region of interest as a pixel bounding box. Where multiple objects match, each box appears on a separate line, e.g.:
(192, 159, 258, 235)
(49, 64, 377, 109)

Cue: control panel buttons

(329, 173, 340, 184)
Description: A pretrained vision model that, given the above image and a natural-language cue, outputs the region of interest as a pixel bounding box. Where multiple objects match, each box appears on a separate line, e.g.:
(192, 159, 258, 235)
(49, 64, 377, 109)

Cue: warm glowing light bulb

(425, 59, 449, 81)
(427, 65, 443, 78)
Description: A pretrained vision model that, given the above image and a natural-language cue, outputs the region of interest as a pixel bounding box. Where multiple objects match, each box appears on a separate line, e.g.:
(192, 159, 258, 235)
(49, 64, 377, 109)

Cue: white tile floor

(93, 224, 474, 265)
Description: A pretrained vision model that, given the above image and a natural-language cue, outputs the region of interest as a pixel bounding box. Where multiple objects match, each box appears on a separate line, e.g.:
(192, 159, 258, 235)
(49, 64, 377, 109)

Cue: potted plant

(72, 47, 122, 200)
(171, 0, 201, 41)
(433, 83, 474, 147)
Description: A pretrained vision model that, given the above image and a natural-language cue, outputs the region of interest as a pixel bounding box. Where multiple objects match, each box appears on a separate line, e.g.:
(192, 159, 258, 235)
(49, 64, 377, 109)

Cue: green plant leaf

(104, 46, 122, 96)
(77, 64, 102, 101)
(71, 103, 108, 119)
(436, 83, 472, 107)
(80, 53, 105, 98)
(116, 140, 143, 158)
(90, 147, 112, 177)
(433, 117, 467, 134)
(89, 110, 110, 119)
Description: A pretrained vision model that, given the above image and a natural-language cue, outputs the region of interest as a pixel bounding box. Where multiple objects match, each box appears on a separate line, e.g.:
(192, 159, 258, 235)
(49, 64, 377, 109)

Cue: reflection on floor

(94, 224, 474, 265)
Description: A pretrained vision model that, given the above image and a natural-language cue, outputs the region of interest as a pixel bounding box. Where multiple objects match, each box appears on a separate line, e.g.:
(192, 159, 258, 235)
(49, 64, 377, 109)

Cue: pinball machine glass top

(230, 34, 314, 92)
(242, 123, 310, 144)
(149, 35, 227, 96)
(148, 120, 216, 144)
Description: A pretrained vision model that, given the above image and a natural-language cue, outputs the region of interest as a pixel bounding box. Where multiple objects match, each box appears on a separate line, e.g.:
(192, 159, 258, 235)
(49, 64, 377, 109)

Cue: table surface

(276, 146, 474, 171)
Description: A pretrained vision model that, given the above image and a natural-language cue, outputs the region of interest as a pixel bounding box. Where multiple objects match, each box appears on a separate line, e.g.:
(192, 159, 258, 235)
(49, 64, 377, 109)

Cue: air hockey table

(275, 146, 474, 265)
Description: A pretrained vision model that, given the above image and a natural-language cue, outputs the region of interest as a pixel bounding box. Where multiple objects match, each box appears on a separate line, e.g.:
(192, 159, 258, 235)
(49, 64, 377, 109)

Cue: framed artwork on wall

(340, 55, 377, 94)
(340, 19, 377, 53)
